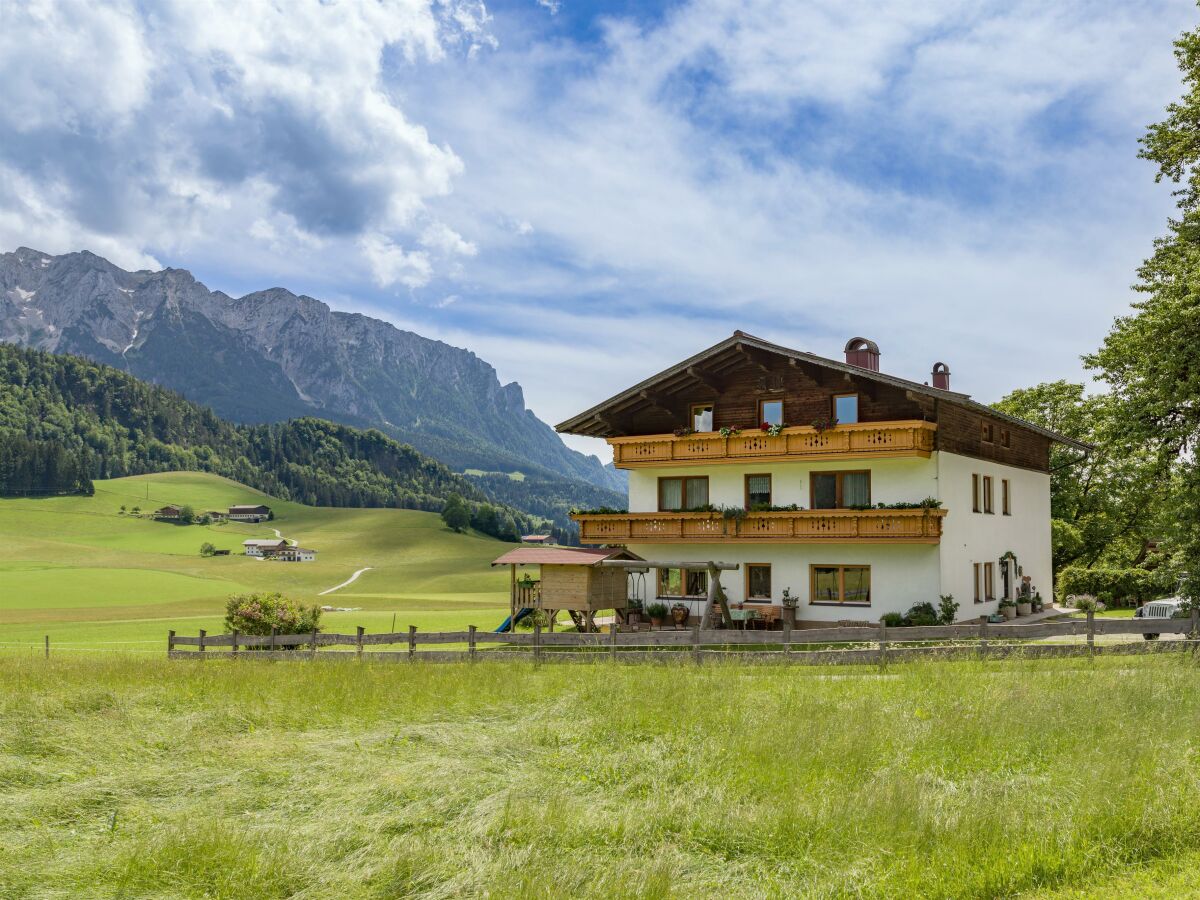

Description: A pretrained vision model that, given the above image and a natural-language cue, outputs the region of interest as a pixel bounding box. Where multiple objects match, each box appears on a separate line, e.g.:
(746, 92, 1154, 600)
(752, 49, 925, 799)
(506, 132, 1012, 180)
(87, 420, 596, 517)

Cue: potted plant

(671, 602, 690, 628)
(719, 425, 742, 438)
(626, 597, 643, 626)
(998, 598, 1017, 620)
(1031, 592, 1044, 613)
(1016, 596, 1033, 617)
(780, 588, 798, 629)
(645, 602, 669, 629)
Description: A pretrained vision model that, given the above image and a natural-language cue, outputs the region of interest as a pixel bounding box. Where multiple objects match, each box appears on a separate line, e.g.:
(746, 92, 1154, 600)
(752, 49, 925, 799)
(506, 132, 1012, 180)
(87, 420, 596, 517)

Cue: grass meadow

(2, 651, 1200, 898)
(0, 472, 512, 650)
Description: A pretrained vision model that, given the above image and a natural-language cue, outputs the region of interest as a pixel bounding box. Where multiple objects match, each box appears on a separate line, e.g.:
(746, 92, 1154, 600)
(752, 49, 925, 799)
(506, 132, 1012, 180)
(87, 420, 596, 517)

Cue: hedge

(1056, 566, 1177, 607)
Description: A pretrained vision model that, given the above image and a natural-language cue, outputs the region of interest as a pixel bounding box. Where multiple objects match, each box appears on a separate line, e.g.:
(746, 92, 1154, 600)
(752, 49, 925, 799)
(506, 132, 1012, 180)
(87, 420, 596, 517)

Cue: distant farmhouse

(521, 534, 556, 545)
(242, 538, 315, 562)
(228, 504, 271, 522)
(153, 505, 183, 520)
(205, 510, 227, 522)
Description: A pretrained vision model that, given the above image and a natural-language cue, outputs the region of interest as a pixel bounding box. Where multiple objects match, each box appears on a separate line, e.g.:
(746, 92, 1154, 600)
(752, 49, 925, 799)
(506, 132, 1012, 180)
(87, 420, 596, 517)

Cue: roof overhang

(555, 330, 1093, 452)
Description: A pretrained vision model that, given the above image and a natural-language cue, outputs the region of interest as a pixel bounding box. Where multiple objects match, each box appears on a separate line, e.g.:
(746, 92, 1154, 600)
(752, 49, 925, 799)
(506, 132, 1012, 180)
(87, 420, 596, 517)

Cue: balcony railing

(608, 420, 936, 468)
(572, 508, 947, 544)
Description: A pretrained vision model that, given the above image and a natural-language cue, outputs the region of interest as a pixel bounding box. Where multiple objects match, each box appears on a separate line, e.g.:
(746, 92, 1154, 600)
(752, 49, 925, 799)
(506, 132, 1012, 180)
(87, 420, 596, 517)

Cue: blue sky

(1, 0, 1196, 462)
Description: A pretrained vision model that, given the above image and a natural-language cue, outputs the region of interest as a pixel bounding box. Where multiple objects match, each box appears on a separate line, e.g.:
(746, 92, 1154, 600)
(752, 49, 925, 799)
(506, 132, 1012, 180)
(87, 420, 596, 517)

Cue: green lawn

(0, 472, 512, 648)
(2, 652, 1199, 898)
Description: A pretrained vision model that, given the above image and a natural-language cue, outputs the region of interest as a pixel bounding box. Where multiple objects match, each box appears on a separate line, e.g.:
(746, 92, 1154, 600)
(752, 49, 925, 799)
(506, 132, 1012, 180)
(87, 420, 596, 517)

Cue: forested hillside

(0, 345, 544, 539)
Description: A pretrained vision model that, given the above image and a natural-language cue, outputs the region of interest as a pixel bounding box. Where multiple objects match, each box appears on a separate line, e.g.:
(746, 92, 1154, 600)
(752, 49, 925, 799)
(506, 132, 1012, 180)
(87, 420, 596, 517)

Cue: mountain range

(0, 248, 624, 500)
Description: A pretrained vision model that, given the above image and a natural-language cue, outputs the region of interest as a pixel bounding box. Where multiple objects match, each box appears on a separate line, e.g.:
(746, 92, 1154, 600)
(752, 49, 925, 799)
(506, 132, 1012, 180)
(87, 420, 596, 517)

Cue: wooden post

(168, 630, 175, 654)
(978, 615, 988, 660)
(1086, 610, 1095, 656)
(231, 629, 239, 657)
(878, 619, 888, 668)
(270, 627, 277, 653)
(534, 617, 542, 663)
(692, 623, 702, 664)
(1191, 606, 1199, 653)
(408, 625, 416, 660)
(198, 629, 207, 653)
(310, 627, 318, 660)
(356, 626, 365, 660)
(468, 625, 477, 661)
(782, 619, 792, 660)
(610, 618, 618, 661)
(44, 635, 50, 659)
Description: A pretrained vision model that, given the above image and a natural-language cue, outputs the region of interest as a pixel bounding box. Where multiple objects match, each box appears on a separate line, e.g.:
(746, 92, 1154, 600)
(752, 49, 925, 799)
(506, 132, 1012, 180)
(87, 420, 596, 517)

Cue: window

(1002, 479, 1011, 515)
(758, 399, 784, 427)
(811, 471, 871, 509)
(691, 403, 714, 432)
(1002, 558, 1012, 600)
(658, 568, 708, 598)
(810, 565, 872, 605)
(1000, 428, 1011, 448)
(972, 474, 981, 512)
(658, 476, 709, 511)
(973, 563, 982, 603)
(833, 393, 859, 424)
(746, 564, 772, 601)
(984, 562, 995, 600)
(983, 476, 994, 514)
(745, 474, 772, 508)
(981, 421, 994, 443)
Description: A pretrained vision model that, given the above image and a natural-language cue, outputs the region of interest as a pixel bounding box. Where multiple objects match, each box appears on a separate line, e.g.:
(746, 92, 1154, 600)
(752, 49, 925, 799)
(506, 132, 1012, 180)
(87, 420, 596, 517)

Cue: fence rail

(167, 611, 1200, 666)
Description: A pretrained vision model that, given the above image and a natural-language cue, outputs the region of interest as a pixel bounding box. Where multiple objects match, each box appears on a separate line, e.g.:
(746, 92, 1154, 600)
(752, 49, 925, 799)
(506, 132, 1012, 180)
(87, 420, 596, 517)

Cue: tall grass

(1, 653, 1199, 898)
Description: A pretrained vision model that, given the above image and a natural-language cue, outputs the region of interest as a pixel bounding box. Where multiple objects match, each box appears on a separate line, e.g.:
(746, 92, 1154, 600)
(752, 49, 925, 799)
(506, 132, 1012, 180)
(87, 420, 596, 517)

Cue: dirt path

(319, 567, 373, 596)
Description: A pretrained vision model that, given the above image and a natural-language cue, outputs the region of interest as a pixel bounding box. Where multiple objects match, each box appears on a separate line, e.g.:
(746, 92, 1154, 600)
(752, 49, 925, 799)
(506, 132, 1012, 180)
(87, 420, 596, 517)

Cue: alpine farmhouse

(558, 332, 1089, 624)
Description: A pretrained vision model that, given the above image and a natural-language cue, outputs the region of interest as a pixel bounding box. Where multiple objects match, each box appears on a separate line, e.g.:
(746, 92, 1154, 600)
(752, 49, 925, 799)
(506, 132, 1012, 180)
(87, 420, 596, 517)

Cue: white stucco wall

(626, 457, 939, 512)
(625, 542, 942, 622)
(935, 452, 1052, 615)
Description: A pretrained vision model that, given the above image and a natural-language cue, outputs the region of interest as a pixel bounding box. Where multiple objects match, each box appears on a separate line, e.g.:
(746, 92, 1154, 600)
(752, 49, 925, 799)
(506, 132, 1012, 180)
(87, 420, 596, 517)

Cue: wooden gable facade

(558, 332, 1078, 473)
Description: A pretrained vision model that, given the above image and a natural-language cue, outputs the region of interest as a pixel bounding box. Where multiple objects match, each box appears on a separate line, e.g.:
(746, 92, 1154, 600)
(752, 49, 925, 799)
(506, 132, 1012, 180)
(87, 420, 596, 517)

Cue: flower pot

(1001, 605, 1017, 620)
(782, 607, 797, 629)
(671, 606, 690, 628)
(627, 610, 641, 626)
(1017, 602, 1032, 617)
(650, 617, 665, 629)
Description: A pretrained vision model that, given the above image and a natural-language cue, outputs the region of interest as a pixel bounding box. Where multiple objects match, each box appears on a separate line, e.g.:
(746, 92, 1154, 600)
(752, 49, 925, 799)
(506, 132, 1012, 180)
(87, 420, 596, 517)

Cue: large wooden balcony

(573, 508, 947, 545)
(608, 420, 936, 468)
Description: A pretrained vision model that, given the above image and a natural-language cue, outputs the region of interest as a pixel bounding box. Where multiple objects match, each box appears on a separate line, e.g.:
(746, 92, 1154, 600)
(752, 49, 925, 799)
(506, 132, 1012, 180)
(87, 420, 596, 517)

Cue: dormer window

(759, 399, 784, 427)
(833, 393, 858, 424)
(691, 403, 713, 432)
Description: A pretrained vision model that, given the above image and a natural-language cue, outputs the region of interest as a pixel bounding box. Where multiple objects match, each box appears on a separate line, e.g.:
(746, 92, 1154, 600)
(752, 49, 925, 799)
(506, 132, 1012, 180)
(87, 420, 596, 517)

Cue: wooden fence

(167, 611, 1200, 666)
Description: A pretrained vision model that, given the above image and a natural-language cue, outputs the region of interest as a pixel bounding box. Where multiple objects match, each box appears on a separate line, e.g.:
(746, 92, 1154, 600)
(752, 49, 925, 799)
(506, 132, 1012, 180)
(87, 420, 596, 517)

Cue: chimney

(844, 337, 880, 372)
(931, 361, 951, 390)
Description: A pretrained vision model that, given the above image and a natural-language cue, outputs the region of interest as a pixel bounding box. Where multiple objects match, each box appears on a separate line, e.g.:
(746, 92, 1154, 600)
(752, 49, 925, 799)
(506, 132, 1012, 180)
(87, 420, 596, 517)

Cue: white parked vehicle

(1134, 597, 1187, 640)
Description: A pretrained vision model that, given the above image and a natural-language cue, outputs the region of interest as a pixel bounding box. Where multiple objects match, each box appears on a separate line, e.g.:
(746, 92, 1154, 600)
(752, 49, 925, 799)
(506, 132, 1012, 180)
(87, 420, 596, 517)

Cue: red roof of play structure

(490, 547, 641, 567)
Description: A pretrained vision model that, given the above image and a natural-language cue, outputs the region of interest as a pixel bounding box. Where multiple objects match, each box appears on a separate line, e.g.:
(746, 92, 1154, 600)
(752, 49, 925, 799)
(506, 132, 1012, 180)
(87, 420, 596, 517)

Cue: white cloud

(359, 234, 433, 288)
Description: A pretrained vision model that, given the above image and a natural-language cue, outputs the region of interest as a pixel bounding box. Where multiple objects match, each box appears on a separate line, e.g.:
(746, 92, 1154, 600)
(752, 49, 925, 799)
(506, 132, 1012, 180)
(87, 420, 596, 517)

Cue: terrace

(572, 507, 947, 544)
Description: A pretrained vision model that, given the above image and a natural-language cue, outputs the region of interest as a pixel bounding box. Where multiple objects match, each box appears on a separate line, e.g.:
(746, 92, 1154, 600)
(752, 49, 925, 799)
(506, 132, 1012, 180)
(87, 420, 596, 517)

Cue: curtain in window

(660, 478, 682, 510)
(747, 475, 771, 507)
(693, 406, 713, 431)
(843, 473, 870, 507)
(748, 565, 771, 599)
(685, 478, 708, 509)
(686, 570, 708, 597)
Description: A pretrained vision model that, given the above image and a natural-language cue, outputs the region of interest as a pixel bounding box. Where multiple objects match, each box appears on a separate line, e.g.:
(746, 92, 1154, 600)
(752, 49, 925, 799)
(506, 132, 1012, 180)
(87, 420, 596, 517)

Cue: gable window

(746, 564, 772, 602)
(984, 562, 995, 600)
(810, 565, 871, 605)
(1002, 479, 1011, 515)
(758, 399, 784, 427)
(811, 471, 870, 509)
(983, 476, 994, 514)
(691, 403, 714, 432)
(972, 474, 981, 513)
(973, 563, 982, 603)
(833, 393, 859, 424)
(658, 476, 709, 511)
(658, 568, 708, 598)
(745, 474, 772, 509)
(981, 421, 995, 443)
(1000, 428, 1011, 448)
